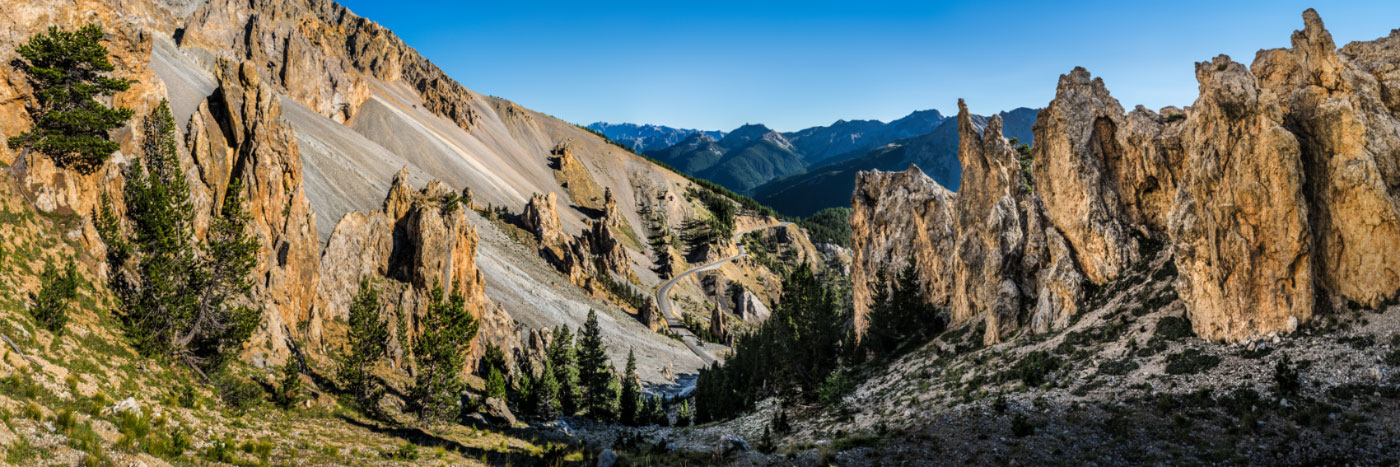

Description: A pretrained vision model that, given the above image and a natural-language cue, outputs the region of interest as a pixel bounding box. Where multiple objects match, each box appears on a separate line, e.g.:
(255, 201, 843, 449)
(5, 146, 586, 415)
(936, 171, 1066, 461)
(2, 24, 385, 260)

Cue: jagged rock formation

(850, 165, 956, 337)
(852, 9, 1400, 343)
(317, 169, 509, 370)
(522, 192, 566, 246)
(522, 191, 630, 286)
(734, 289, 772, 324)
(709, 305, 730, 346)
(1031, 69, 1141, 285)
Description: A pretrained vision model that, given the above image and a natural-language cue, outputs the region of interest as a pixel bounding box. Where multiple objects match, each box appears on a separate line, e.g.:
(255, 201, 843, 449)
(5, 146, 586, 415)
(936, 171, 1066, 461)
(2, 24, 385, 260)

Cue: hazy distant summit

(587, 122, 725, 154)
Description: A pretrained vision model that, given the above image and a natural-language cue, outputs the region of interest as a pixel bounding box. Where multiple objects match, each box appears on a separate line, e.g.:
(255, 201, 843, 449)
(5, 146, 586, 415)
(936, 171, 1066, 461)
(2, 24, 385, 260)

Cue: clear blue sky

(335, 1, 1400, 132)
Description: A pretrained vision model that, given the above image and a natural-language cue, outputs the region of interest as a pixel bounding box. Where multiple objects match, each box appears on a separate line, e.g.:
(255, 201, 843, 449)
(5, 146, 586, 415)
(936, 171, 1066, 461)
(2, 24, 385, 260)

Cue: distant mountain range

(600, 108, 1035, 217)
(753, 108, 1037, 217)
(586, 122, 725, 154)
(632, 109, 951, 194)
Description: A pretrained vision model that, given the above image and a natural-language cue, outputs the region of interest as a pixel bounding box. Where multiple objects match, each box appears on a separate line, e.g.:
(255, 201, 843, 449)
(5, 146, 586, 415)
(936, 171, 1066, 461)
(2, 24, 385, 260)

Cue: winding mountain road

(655, 222, 794, 368)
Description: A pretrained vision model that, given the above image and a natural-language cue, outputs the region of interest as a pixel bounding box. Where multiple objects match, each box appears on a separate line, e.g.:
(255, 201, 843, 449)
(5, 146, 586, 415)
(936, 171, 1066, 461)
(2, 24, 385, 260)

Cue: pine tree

(535, 358, 561, 417)
(7, 25, 134, 174)
(486, 365, 508, 401)
(30, 258, 78, 335)
(547, 325, 580, 415)
(576, 310, 614, 419)
(336, 278, 388, 411)
(619, 349, 640, 426)
(274, 360, 302, 409)
(104, 101, 259, 375)
(411, 284, 480, 423)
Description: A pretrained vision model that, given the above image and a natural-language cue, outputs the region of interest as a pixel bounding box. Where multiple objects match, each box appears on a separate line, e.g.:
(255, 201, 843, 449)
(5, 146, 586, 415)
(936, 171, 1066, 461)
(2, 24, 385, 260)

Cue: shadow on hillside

(337, 414, 568, 464)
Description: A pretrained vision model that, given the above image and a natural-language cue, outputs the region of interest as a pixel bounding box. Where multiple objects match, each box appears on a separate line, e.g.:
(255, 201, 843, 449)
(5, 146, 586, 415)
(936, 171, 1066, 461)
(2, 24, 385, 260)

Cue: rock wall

(852, 9, 1400, 343)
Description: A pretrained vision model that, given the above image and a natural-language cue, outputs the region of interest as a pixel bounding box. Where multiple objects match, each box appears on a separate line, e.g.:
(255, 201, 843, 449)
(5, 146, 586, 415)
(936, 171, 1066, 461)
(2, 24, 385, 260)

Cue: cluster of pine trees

(97, 100, 261, 377)
(334, 278, 480, 423)
(508, 310, 671, 426)
(692, 261, 947, 423)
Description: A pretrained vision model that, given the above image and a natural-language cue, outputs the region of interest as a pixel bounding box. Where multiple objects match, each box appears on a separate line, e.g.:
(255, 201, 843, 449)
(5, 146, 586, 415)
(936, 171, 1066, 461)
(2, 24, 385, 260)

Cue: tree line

(692, 261, 947, 423)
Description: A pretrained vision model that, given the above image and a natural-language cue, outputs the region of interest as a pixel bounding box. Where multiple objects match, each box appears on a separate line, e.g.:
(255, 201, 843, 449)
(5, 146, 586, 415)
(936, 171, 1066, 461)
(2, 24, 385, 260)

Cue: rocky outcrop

(853, 10, 1400, 343)
(734, 289, 772, 324)
(603, 187, 621, 228)
(180, 0, 477, 129)
(1030, 69, 1141, 285)
(1167, 56, 1315, 341)
(316, 170, 509, 370)
(1254, 10, 1400, 310)
(709, 305, 731, 346)
(850, 165, 956, 337)
(639, 299, 664, 333)
(950, 102, 1032, 342)
(522, 192, 565, 246)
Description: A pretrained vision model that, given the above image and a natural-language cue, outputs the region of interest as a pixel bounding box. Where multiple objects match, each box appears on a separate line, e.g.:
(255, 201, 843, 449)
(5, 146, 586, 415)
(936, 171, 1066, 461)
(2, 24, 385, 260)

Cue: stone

(1168, 55, 1314, 342)
(597, 449, 618, 467)
(482, 397, 517, 427)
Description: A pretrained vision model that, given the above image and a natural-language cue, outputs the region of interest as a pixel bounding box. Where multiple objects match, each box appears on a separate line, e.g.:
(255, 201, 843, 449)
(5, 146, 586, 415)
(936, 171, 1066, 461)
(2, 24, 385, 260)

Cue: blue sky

(335, 1, 1400, 132)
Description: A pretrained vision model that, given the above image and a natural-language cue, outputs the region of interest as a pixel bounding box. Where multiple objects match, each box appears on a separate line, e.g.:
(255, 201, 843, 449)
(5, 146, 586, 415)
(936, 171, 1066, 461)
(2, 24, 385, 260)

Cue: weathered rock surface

(853, 10, 1400, 343)
(1168, 55, 1315, 342)
(1255, 10, 1400, 309)
(317, 170, 509, 369)
(950, 103, 1032, 343)
(734, 289, 772, 324)
(1031, 68, 1141, 285)
(850, 165, 956, 337)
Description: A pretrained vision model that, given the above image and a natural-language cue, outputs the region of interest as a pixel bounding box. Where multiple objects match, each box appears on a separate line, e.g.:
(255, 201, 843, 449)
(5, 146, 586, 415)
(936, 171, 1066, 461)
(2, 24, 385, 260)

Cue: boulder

(482, 397, 517, 427)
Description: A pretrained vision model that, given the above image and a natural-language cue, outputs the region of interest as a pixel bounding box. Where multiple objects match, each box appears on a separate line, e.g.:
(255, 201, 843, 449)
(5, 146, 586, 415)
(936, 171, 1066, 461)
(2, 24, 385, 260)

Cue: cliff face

(852, 9, 1400, 343)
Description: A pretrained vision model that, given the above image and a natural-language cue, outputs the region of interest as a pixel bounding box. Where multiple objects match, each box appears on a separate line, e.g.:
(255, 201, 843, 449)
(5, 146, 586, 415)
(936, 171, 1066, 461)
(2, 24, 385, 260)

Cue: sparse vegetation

(1164, 349, 1221, 375)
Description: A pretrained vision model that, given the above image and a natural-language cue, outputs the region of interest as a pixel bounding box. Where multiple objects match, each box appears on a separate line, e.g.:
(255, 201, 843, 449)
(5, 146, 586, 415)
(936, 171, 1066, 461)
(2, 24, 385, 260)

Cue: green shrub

(30, 258, 78, 334)
(1164, 349, 1221, 375)
(1010, 412, 1035, 437)
(274, 361, 302, 408)
(383, 441, 420, 460)
(1153, 316, 1194, 341)
(1008, 351, 1061, 387)
(1273, 355, 1301, 396)
(215, 373, 264, 412)
(1096, 358, 1140, 376)
(816, 368, 856, 406)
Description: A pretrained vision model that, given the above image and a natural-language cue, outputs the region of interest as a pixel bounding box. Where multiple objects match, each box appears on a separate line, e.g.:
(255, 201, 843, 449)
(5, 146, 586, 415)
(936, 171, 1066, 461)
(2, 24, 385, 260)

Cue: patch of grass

(6, 434, 42, 464)
(831, 434, 882, 451)
(1163, 349, 1221, 375)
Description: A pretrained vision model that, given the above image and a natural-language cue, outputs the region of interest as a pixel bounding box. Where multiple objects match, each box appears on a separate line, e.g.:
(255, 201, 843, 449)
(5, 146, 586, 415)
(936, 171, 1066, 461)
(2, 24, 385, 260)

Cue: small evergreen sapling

(30, 258, 78, 335)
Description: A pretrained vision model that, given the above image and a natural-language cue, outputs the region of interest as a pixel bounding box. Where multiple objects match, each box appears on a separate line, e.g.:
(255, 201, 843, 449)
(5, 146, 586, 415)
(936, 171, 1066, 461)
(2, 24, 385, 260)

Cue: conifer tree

(411, 284, 479, 423)
(337, 278, 388, 410)
(619, 349, 640, 426)
(103, 101, 259, 375)
(535, 357, 561, 417)
(30, 258, 78, 335)
(274, 360, 302, 408)
(576, 310, 614, 419)
(547, 325, 580, 415)
(7, 24, 134, 173)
